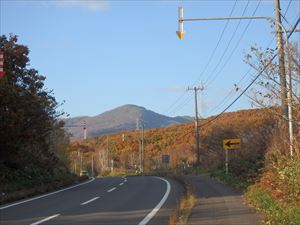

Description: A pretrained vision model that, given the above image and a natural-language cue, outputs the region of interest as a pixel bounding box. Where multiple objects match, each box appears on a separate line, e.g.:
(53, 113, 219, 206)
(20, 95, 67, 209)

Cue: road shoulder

(185, 174, 261, 225)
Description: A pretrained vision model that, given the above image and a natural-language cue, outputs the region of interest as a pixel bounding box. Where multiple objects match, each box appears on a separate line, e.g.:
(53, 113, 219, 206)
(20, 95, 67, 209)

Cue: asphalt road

(186, 175, 261, 225)
(0, 176, 182, 225)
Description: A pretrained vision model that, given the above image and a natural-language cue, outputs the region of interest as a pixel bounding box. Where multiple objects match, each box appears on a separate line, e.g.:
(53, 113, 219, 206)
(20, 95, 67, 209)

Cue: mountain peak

(64, 105, 192, 140)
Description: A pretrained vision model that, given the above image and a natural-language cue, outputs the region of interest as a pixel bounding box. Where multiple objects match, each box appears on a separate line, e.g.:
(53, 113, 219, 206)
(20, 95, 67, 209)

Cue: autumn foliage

(70, 107, 278, 180)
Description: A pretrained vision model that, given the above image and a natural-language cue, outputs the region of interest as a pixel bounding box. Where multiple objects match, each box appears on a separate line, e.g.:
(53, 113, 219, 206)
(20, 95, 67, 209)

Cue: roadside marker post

(0, 50, 4, 78)
(223, 139, 241, 174)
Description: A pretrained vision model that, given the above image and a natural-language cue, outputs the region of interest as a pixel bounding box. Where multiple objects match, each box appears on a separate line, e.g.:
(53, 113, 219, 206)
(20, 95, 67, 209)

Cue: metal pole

(274, 0, 288, 119)
(139, 139, 142, 172)
(80, 152, 82, 172)
(285, 36, 294, 157)
(141, 123, 144, 173)
(270, 17, 294, 156)
(225, 149, 229, 174)
(178, 7, 289, 119)
(194, 87, 200, 165)
(91, 155, 94, 177)
(178, 7, 295, 156)
(106, 136, 109, 168)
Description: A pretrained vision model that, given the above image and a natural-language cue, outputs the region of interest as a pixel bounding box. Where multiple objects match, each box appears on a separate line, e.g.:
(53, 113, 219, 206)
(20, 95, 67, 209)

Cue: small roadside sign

(162, 155, 170, 164)
(223, 139, 241, 150)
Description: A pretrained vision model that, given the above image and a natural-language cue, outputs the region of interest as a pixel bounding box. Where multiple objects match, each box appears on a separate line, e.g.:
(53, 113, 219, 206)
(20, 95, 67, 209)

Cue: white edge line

(30, 214, 60, 225)
(107, 187, 117, 192)
(119, 183, 124, 186)
(138, 177, 171, 225)
(80, 196, 99, 205)
(0, 178, 95, 210)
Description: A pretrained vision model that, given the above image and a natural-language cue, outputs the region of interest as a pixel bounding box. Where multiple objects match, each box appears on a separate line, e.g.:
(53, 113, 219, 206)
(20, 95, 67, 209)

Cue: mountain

(64, 104, 193, 140)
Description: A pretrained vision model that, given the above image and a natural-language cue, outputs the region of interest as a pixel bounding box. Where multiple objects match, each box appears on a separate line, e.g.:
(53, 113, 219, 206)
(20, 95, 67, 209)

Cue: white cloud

(54, 0, 109, 12)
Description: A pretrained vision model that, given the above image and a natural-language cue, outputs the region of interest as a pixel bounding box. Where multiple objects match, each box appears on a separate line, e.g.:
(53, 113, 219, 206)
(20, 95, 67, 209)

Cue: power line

(207, 68, 253, 115)
(192, 0, 238, 87)
(284, 0, 292, 17)
(199, 16, 300, 129)
(204, 0, 261, 87)
(168, 92, 193, 116)
(174, 15, 300, 149)
(169, 0, 263, 117)
(163, 1, 238, 115)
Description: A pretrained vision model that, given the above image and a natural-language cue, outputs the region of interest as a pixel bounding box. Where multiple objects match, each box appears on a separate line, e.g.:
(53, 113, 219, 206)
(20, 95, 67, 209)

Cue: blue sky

(1, 0, 299, 118)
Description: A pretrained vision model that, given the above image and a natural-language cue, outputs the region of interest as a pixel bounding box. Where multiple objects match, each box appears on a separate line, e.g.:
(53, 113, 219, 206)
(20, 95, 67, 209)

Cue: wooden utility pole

(187, 85, 202, 166)
(274, 0, 288, 119)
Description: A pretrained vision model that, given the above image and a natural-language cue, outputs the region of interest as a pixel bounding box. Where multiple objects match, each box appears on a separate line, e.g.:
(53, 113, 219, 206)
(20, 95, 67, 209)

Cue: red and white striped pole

(83, 120, 87, 140)
(0, 50, 4, 78)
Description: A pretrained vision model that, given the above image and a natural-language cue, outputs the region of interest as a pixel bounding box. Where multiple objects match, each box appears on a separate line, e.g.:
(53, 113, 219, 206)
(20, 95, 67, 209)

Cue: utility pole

(106, 136, 109, 168)
(176, 6, 296, 157)
(141, 123, 144, 173)
(274, 0, 288, 119)
(187, 85, 201, 166)
(91, 155, 94, 177)
(137, 119, 145, 173)
(83, 120, 87, 140)
(80, 151, 83, 172)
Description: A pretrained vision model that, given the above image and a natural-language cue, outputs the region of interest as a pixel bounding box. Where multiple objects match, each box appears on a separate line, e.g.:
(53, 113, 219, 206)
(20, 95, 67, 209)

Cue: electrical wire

(199, 16, 300, 129)
(203, 0, 295, 116)
(191, 0, 238, 87)
(163, 0, 238, 115)
(204, 0, 261, 87)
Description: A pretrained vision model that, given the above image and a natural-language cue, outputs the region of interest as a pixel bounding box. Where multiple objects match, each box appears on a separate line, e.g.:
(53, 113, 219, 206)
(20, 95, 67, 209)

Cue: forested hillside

(70, 107, 277, 178)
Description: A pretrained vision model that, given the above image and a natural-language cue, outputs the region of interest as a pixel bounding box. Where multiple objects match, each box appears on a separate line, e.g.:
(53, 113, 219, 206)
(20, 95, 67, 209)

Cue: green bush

(266, 153, 300, 203)
(246, 185, 300, 225)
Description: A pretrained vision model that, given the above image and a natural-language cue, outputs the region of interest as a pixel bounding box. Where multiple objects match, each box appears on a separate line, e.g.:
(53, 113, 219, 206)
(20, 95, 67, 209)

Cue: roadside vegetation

(0, 34, 76, 204)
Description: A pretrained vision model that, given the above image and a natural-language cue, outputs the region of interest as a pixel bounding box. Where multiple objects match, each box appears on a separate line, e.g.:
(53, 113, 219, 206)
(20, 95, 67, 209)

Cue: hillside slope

(70, 107, 277, 175)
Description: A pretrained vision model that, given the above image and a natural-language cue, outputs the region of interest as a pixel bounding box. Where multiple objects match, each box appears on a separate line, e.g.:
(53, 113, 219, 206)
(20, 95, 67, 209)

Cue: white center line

(119, 183, 124, 186)
(80, 196, 99, 205)
(107, 187, 116, 192)
(30, 214, 60, 225)
(0, 178, 95, 210)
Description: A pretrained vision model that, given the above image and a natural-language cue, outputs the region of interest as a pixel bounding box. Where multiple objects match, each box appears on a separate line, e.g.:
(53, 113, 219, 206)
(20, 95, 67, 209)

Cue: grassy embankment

(210, 152, 300, 225)
(0, 162, 83, 205)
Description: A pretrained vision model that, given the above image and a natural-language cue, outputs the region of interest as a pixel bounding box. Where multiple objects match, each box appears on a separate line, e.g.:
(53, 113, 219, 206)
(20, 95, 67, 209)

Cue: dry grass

(168, 175, 197, 225)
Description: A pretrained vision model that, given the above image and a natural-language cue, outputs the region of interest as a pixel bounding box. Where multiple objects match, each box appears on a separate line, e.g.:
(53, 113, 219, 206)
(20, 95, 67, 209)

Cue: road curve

(0, 176, 182, 225)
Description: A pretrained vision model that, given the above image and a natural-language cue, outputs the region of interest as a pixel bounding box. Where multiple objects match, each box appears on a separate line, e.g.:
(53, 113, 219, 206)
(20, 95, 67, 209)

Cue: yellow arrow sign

(176, 31, 185, 39)
(223, 139, 241, 150)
